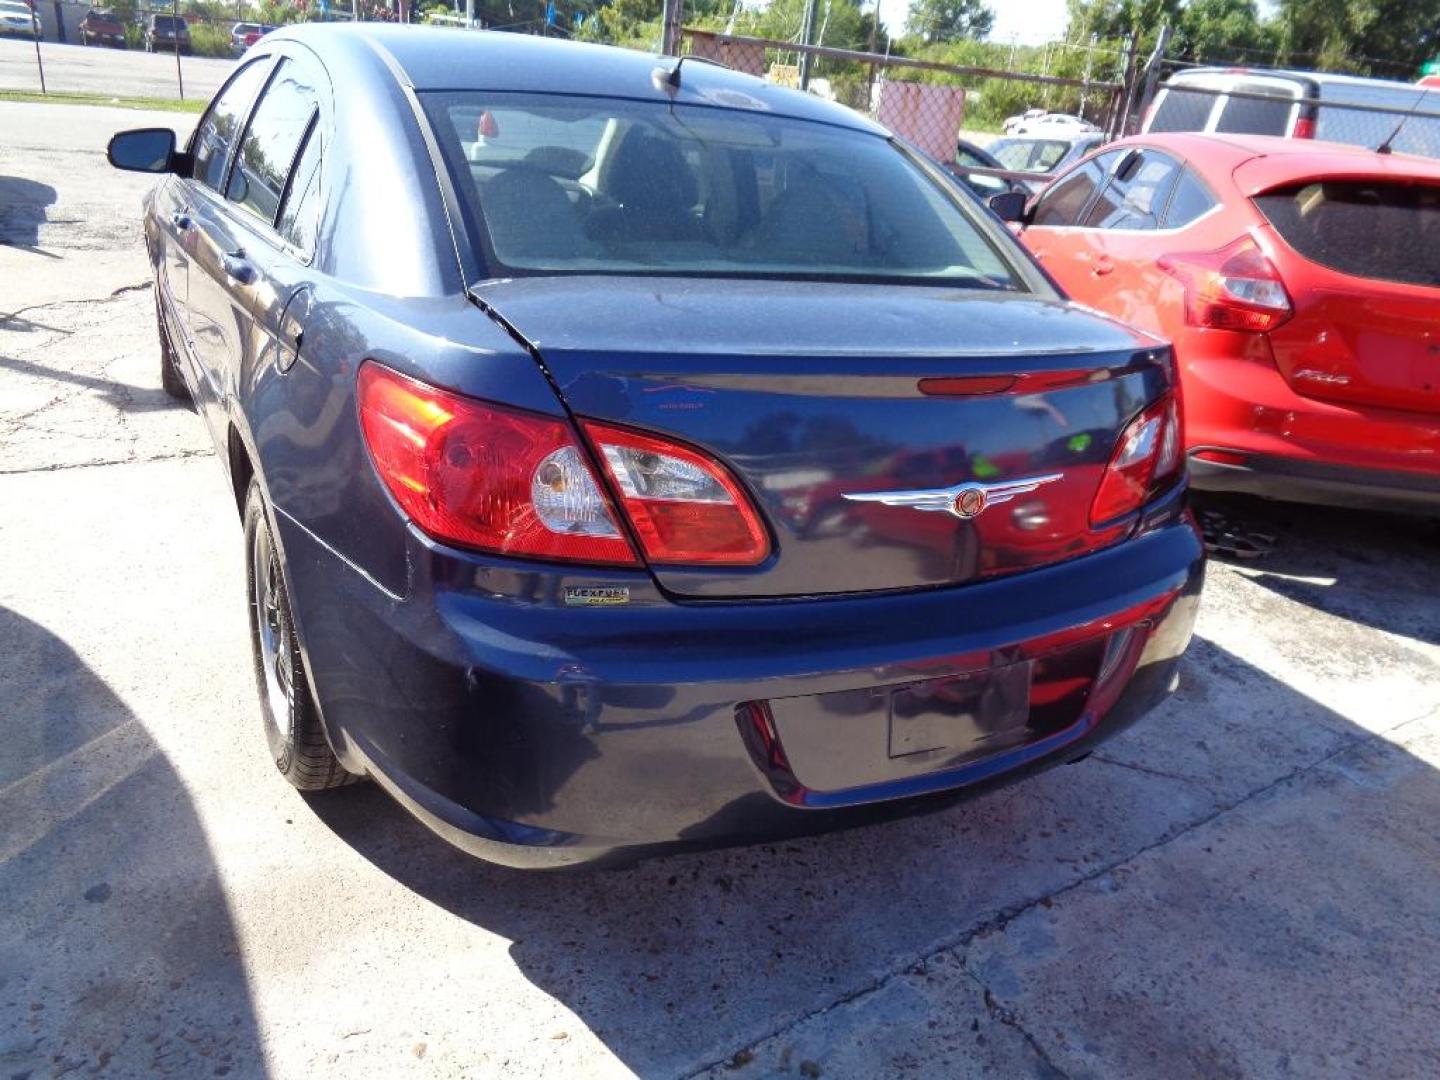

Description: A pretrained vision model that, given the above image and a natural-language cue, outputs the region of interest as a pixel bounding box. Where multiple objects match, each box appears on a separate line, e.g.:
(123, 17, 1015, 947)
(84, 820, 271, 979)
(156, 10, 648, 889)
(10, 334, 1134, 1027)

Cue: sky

(875, 0, 1072, 44)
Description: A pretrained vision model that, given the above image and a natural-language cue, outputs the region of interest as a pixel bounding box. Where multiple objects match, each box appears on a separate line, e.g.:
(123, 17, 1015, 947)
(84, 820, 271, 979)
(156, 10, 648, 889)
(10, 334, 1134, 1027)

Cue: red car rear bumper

(1184, 350, 1440, 512)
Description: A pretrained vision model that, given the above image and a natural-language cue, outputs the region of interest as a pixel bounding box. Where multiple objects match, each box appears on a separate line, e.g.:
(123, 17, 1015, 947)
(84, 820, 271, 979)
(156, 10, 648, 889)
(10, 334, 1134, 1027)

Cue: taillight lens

(1090, 395, 1183, 527)
(1158, 236, 1292, 333)
(1293, 116, 1316, 139)
(582, 421, 771, 566)
(357, 362, 638, 565)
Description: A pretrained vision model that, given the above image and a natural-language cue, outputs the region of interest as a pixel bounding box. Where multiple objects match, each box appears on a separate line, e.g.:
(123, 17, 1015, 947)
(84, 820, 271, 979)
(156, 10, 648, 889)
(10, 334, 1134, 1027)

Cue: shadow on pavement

(1194, 491, 1440, 646)
(306, 618, 1440, 1075)
(0, 354, 186, 414)
(0, 175, 59, 254)
(0, 607, 265, 1077)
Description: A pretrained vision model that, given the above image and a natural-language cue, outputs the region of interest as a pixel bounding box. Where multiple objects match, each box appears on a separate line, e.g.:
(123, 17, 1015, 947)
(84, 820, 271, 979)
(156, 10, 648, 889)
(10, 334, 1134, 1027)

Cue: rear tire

(243, 480, 358, 791)
(154, 286, 190, 401)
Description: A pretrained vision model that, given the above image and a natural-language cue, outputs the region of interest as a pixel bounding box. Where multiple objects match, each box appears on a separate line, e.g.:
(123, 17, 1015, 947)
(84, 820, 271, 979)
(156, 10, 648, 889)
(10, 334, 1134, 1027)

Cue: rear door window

(1214, 83, 1296, 136)
(1162, 168, 1216, 228)
(1147, 87, 1217, 133)
(276, 122, 324, 255)
(227, 58, 319, 226)
(1255, 180, 1440, 287)
(1083, 150, 1181, 230)
(1031, 150, 1123, 227)
(191, 59, 271, 193)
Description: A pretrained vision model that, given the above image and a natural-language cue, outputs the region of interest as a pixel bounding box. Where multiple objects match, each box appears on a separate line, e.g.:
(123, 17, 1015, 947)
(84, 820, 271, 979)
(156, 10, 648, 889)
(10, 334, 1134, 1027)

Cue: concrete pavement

(3, 100, 1440, 1079)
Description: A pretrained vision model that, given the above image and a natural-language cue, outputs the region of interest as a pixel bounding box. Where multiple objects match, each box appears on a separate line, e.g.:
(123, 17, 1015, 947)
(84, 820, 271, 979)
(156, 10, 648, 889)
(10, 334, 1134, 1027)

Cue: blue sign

(545, 0, 555, 24)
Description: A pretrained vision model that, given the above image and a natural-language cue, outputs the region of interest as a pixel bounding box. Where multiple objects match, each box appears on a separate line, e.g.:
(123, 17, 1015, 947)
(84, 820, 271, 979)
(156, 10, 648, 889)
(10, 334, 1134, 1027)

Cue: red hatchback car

(1018, 132, 1440, 513)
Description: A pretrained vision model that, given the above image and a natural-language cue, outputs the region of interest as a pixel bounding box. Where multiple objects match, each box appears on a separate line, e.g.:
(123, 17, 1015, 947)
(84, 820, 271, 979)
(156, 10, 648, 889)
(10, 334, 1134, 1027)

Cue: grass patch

(0, 89, 204, 113)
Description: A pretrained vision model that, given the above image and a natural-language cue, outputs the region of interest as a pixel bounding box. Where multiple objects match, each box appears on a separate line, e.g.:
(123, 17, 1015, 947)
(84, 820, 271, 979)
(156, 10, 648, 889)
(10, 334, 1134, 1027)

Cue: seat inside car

(483, 167, 596, 261)
(589, 128, 704, 243)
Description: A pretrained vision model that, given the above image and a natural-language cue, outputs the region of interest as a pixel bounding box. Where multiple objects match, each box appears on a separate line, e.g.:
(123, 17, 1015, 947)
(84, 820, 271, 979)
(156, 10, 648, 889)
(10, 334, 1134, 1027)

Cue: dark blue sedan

(107, 25, 1203, 867)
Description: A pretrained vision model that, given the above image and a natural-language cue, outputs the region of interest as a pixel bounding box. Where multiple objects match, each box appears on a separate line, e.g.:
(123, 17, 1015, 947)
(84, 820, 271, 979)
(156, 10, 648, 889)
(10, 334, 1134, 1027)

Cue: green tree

(904, 0, 994, 43)
(1274, 0, 1440, 74)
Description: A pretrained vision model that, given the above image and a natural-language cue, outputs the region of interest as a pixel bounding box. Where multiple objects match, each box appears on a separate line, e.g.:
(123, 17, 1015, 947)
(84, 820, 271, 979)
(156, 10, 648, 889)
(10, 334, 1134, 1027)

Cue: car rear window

(1255, 180, 1440, 288)
(423, 92, 1021, 289)
(1316, 84, 1440, 159)
(1147, 87, 1215, 133)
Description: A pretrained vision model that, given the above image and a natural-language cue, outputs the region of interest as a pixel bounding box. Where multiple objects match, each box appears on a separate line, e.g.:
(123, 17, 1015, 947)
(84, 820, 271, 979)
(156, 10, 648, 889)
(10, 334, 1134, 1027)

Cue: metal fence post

(660, 0, 684, 56)
(172, 0, 185, 101)
(31, 23, 45, 95)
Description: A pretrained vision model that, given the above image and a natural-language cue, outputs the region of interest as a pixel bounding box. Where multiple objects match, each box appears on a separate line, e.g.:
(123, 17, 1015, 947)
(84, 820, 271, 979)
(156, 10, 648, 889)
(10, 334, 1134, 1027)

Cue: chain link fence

(683, 29, 1127, 189)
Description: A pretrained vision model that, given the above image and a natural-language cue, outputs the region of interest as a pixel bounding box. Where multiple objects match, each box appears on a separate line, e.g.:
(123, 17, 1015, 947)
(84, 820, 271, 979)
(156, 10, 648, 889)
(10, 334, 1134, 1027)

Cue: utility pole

(1079, 32, 1096, 118)
(660, 0, 683, 56)
(796, 0, 819, 90)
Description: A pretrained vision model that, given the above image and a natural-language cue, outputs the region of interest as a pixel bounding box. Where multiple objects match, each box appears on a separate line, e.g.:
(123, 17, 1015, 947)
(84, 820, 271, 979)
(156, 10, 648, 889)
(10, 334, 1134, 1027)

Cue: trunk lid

(475, 277, 1171, 599)
(1249, 171, 1440, 414)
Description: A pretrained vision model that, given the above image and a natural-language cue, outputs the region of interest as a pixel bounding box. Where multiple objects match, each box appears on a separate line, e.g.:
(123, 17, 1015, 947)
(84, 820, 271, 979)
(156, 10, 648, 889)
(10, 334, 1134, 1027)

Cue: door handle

(221, 250, 255, 284)
(170, 210, 193, 230)
(1092, 257, 1114, 277)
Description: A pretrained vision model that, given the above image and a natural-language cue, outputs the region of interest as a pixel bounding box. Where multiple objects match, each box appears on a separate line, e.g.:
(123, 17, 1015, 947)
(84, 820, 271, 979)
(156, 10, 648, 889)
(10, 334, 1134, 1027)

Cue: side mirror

(987, 190, 1030, 225)
(107, 128, 179, 174)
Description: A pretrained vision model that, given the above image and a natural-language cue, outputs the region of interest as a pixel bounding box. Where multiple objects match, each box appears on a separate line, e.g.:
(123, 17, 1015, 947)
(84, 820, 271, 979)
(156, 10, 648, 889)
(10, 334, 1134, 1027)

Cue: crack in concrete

(969, 973, 1071, 1079)
(1090, 753, 1223, 791)
(0, 448, 209, 475)
(682, 716, 1429, 1078)
(0, 279, 151, 325)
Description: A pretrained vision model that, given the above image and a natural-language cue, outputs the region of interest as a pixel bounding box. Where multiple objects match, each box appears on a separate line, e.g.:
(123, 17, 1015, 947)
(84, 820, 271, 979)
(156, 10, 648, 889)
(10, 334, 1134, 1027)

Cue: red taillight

(1292, 116, 1316, 139)
(357, 362, 639, 565)
(581, 420, 771, 566)
(1158, 236, 1292, 333)
(1090, 395, 1183, 527)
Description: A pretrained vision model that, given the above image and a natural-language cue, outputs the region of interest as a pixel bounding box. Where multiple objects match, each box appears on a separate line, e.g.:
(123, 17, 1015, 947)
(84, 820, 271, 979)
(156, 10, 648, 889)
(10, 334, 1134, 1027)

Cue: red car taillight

(1090, 395, 1182, 527)
(357, 362, 639, 565)
(1158, 236, 1292, 333)
(581, 421, 771, 566)
(1292, 116, 1316, 139)
(357, 363, 770, 567)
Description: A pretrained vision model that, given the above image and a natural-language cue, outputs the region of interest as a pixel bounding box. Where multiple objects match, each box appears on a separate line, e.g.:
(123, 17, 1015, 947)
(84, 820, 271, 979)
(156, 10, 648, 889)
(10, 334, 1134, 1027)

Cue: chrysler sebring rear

(109, 27, 1202, 867)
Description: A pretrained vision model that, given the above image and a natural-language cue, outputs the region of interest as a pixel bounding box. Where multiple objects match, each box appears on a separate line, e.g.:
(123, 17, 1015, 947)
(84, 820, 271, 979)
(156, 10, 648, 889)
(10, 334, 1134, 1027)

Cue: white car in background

(1007, 112, 1099, 136)
(1002, 107, 1046, 134)
(0, 0, 40, 38)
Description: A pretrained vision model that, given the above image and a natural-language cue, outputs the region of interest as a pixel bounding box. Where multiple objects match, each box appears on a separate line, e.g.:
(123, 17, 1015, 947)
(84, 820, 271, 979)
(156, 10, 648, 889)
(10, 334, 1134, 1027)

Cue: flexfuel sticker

(564, 585, 631, 607)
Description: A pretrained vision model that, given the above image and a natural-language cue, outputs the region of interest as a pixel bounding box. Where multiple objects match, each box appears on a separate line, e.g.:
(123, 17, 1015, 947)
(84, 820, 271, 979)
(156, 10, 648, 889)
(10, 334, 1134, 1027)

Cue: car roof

(1111, 131, 1440, 191)
(1164, 67, 1418, 91)
(268, 24, 885, 136)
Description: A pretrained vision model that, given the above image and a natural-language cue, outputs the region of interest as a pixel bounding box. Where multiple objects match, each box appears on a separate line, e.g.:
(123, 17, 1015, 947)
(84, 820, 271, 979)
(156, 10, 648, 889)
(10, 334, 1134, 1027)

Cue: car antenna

(1376, 87, 1433, 155)
(652, 54, 727, 93)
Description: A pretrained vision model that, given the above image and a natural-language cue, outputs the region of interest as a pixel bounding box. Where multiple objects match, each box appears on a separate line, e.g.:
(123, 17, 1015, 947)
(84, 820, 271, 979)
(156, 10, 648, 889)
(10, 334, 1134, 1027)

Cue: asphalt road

(0, 36, 231, 100)
(4, 99, 1440, 1079)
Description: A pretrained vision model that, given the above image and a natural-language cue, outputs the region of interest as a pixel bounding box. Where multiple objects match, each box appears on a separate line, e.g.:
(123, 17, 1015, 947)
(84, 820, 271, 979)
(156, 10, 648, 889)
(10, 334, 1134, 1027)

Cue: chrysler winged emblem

(841, 473, 1063, 521)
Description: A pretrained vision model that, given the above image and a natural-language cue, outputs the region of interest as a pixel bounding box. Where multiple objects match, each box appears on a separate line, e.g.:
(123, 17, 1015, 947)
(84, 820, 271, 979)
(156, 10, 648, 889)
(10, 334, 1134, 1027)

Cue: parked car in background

(1144, 68, 1440, 160)
(0, 0, 39, 39)
(79, 8, 127, 47)
(1003, 107, 1046, 134)
(1017, 132, 1440, 514)
(988, 134, 1105, 191)
(230, 21, 275, 57)
(145, 12, 189, 53)
(946, 137, 1027, 199)
(106, 25, 1201, 868)
(1008, 112, 1099, 137)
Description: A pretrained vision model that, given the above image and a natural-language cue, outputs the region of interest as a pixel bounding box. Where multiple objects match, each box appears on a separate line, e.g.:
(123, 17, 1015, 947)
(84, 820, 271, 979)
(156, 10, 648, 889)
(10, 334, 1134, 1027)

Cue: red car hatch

(1236, 157, 1440, 415)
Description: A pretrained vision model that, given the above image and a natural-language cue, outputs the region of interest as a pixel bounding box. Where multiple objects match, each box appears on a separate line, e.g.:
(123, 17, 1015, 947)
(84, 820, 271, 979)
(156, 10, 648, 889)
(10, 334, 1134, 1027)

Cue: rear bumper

(279, 497, 1204, 868)
(1189, 451, 1440, 516)
(1183, 352, 1440, 513)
